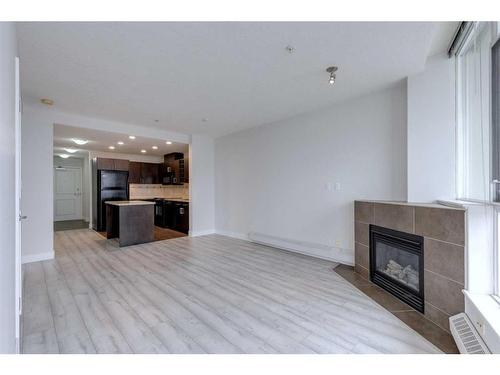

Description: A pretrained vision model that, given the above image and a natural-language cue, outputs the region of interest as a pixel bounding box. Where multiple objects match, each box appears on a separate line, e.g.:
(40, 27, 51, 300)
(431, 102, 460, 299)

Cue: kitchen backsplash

(130, 184, 189, 200)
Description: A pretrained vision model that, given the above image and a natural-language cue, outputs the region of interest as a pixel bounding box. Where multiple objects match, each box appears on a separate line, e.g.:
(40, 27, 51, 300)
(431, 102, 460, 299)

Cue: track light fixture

(326, 66, 338, 85)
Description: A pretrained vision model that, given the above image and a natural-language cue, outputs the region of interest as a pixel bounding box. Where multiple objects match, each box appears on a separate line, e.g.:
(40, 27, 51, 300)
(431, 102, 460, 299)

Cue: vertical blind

(456, 23, 493, 202)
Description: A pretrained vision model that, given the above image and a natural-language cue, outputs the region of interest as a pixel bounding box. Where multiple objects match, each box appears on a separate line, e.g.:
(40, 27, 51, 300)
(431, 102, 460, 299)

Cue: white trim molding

(22, 251, 54, 264)
(248, 232, 354, 265)
(215, 230, 250, 242)
(189, 229, 216, 237)
(216, 230, 354, 265)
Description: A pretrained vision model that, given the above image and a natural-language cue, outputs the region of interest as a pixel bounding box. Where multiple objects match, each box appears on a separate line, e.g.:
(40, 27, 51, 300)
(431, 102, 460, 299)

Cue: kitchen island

(105, 201, 155, 247)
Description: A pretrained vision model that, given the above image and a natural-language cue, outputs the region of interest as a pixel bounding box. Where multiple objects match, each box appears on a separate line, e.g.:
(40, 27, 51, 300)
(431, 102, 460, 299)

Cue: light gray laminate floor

(22, 230, 441, 354)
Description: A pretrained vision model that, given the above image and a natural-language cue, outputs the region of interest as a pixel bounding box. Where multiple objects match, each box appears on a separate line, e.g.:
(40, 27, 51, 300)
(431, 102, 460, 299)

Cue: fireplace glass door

(374, 241, 420, 292)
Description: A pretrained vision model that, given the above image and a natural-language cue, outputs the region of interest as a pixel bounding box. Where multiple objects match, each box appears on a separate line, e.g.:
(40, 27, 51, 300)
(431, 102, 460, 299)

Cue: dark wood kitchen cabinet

(164, 152, 188, 184)
(129, 162, 160, 184)
(96, 158, 115, 170)
(113, 159, 130, 171)
(183, 157, 189, 183)
(128, 162, 142, 183)
(174, 202, 189, 234)
(141, 162, 160, 184)
(96, 157, 129, 171)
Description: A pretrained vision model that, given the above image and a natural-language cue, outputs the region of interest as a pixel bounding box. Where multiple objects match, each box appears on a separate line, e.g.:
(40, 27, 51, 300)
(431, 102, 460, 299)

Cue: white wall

(190, 135, 215, 236)
(215, 84, 407, 263)
(26, 100, 190, 144)
(82, 154, 90, 221)
(407, 54, 456, 202)
(22, 108, 54, 263)
(0, 22, 17, 353)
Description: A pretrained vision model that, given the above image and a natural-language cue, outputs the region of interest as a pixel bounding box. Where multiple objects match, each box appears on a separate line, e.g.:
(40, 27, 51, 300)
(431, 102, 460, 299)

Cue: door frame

(14, 56, 22, 353)
(53, 165, 83, 222)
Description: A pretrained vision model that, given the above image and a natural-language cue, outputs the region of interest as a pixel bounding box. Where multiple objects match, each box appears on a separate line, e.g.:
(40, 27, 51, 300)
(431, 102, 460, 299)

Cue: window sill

(464, 290, 500, 353)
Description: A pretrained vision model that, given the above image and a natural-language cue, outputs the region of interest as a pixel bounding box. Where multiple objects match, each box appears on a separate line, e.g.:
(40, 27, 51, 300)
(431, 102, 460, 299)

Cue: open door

(15, 56, 25, 353)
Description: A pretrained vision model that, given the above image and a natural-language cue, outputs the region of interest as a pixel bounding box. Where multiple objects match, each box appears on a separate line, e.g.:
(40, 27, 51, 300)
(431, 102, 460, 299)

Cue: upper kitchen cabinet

(96, 157, 129, 171)
(129, 161, 142, 183)
(96, 157, 114, 170)
(183, 157, 189, 183)
(164, 152, 187, 184)
(129, 161, 160, 184)
(113, 159, 130, 171)
(141, 162, 160, 184)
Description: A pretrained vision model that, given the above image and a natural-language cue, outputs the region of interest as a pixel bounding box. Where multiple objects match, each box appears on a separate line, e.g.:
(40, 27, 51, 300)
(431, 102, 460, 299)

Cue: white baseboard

(216, 230, 354, 265)
(189, 229, 216, 237)
(22, 251, 55, 264)
(215, 230, 250, 242)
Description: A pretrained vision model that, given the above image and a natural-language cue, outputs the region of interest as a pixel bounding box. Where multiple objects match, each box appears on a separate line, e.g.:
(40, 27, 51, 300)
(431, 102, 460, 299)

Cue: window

(493, 223, 499, 299)
(493, 38, 500, 202)
(493, 38, 500, 297)
(456, 23, 492, 202)
(456, 22, 500, 299)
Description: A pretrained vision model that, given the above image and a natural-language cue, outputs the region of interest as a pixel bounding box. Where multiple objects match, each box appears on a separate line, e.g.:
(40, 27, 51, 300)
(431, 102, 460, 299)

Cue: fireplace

(369, 225, 424, 312)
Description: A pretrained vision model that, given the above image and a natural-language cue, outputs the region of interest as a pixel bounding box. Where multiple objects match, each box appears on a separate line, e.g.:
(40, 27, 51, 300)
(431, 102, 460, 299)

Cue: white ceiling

(18, 22, 454, 137)
(427, 21, 460, 57)
(53, 124, 188, 157)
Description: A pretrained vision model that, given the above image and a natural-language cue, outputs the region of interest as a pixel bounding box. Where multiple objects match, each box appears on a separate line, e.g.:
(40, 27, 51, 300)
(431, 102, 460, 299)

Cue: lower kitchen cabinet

(153, 199, 189, 234)
(174, 202, 189, 234)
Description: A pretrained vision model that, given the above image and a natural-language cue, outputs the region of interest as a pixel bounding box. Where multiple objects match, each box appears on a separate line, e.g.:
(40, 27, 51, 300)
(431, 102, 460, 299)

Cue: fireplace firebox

(369, 225, 424, 312)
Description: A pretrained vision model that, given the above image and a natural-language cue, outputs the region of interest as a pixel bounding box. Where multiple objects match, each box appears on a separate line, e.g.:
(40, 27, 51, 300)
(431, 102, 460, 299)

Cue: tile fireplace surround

(354, 200, 466, 332)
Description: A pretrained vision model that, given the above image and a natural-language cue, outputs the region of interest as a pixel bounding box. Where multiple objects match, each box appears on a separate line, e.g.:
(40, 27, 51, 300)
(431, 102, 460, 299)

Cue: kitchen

(53, 124, 190, 246)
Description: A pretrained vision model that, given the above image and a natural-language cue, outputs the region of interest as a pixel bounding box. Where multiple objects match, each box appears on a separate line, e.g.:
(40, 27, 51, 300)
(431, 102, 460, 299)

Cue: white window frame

(494, 29, 500, 299)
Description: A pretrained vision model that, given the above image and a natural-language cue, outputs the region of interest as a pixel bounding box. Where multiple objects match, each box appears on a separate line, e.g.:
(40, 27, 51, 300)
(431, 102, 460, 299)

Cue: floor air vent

(449, 313, 490, 354)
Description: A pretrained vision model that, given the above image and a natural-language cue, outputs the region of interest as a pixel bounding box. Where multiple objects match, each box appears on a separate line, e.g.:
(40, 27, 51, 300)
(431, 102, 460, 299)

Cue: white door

(54, 167, 83, 221)
(15, 56, 24, 353)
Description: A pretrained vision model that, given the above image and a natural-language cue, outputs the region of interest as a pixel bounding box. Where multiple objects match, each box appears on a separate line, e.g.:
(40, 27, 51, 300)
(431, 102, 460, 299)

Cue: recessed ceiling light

(285, 45, 295, 54)
(166, 141, 172, 145)
(117, 141, 124, 145)
(72, 138, 88, 145)
(202, 118, 208, 122)
(64, 148, 78, 153)
(141, 149, 147, 153)
(129, 135, 136, 140)
(152, 146, 158, 150)
(154, 119, 159, 123)
(40, 98, 54, 105)
(108, 146, 115, 150)
(59, 154, 70, 159)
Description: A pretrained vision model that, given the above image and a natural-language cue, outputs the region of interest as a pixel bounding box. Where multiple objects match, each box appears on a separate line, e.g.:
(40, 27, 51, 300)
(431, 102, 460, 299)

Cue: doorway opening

(53, 156, 87, 231)
(53, 124, 190, 242)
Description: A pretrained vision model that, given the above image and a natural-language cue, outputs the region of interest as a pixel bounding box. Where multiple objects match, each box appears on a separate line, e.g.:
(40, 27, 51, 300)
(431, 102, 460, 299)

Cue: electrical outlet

(476, 320, 485, 336)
